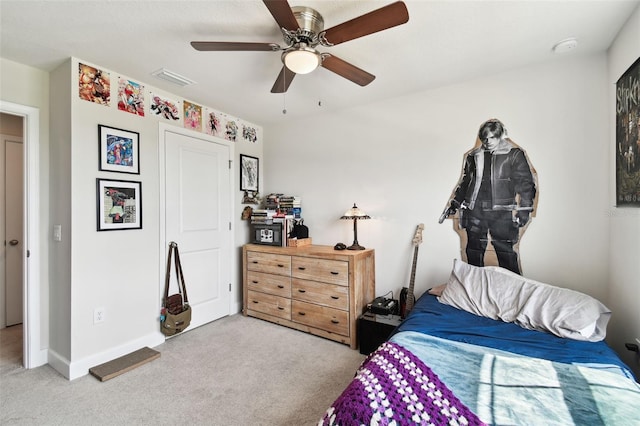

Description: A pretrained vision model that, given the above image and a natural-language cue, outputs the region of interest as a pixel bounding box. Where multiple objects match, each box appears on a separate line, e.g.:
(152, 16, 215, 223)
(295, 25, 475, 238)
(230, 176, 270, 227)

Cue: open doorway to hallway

(1, 112, 24, 368)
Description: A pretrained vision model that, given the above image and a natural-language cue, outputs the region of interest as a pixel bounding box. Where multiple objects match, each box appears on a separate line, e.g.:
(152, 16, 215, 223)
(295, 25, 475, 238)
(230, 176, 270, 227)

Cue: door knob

(9, 239, 19, 246)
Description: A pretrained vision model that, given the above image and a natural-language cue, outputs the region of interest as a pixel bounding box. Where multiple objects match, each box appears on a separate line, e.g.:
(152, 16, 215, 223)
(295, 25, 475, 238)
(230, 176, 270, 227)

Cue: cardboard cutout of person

(440, 119, 538, 275)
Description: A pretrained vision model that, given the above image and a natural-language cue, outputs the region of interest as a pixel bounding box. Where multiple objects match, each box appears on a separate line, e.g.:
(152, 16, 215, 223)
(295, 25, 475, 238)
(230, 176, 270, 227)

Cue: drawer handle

(298, 289, 306, 293)
(252, 300, 259, 304)
(298, 312, 306, 316)
(278, 306, 284, 311)
(277, 285, 285, 289)
(298, 267, 306, 271)
(331, 319, 340, 324)
(330, 295, 340, 300)
(252, 280, 259, 284)
(330, 271, 339, 275)
(278, 264, 285, 268)
(252, 261, 258, 264)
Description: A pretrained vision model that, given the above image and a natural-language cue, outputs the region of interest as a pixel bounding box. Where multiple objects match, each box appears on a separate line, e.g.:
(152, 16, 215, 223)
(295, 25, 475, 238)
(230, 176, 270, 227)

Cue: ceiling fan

(191, 0, 409, 93)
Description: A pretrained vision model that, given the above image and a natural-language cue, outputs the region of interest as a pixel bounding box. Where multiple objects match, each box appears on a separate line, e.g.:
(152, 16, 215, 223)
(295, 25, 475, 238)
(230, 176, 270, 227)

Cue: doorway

(4, 133, 24, 328)
(1, 116, 24, 368)
(159, 123, 233, 331)
(0, 101, 45, 369)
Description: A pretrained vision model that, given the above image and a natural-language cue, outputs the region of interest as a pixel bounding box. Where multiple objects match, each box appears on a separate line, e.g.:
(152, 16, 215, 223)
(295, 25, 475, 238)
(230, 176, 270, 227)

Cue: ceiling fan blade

(191, 41, 279, 52)
(321, 55, 375, 87)
(271, 66, 297, 93)
(321, 1, 409, 46)
(263, 0, 300, 31)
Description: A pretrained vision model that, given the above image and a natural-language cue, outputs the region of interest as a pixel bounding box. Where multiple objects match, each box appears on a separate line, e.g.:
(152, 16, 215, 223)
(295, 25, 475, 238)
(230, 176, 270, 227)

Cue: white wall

(265, 53, 611, 302)
(607, 4, 640, 377)
(48, 60, 72, 366)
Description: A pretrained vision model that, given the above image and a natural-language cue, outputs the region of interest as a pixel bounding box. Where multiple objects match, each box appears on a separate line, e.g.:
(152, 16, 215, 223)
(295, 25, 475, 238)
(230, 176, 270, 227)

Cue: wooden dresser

(242, 244, 375, 349)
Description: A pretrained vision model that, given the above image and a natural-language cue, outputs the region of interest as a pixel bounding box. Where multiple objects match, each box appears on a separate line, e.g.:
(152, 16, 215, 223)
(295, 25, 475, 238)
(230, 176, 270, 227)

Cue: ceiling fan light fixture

(283, 47, 321, 74)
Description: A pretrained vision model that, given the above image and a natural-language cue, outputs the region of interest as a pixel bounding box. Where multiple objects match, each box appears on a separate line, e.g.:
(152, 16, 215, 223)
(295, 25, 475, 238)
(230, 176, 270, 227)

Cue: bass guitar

(400, 223, 424, 319)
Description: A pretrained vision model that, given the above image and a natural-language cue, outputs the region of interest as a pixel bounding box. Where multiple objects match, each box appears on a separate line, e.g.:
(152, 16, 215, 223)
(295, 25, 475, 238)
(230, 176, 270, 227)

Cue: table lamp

(340, 203, 370, 250)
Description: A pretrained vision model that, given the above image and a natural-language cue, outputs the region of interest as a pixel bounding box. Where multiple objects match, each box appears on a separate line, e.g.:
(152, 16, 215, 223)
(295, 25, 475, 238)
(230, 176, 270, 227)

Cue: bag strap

(163, 243, 178, 306)
(173, 243, 189, 304)
(163, 241, 188, 306)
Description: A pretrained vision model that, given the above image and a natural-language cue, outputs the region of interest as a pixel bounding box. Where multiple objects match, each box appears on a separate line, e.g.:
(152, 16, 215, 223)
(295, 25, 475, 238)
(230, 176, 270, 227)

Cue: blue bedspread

(390, 331, 640, 425)
(384, 293, 640, 425)
(394, 293, 635, 379)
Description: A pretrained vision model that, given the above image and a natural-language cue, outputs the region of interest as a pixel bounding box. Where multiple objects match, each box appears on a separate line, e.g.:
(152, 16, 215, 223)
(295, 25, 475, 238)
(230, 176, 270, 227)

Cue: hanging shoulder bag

(160, 241, 192, 336)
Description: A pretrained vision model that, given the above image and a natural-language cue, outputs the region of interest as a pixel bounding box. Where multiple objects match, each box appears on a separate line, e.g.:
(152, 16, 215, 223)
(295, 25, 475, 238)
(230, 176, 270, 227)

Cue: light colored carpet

(0, 314, 365, 425)
(0, 323, 22, 371)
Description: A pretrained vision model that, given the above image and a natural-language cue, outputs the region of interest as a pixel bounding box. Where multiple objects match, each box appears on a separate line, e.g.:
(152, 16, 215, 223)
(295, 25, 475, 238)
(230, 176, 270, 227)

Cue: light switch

(53, 224, 62, 242)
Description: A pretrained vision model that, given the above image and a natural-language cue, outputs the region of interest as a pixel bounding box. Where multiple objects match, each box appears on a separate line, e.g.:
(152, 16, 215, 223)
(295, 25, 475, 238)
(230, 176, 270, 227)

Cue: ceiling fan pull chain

(282, 91, 287, 115)
(282, 68, 287, 114)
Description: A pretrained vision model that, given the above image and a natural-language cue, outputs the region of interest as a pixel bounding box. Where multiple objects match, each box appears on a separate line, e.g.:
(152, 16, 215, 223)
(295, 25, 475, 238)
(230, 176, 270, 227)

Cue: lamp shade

(340, 203, 370, 220)
(283, 47, 321, 74)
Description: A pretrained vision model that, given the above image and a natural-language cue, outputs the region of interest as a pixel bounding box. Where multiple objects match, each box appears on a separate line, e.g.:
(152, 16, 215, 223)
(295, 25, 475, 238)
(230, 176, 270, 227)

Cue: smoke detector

(552, 38, 578, 54)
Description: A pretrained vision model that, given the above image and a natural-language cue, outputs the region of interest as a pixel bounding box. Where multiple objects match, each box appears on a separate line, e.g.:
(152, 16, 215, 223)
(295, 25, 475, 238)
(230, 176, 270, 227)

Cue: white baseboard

(51, 332, 165, 380)
(47, 348, 70, 379)
(31, 348, 48, 368)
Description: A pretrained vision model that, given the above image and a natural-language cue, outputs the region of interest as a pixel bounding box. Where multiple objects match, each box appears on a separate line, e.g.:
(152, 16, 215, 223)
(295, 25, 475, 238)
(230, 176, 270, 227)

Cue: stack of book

(279, 195, 302, 218)
(262, 193, 302, 218)
(249, 209, 273, 225)
(249, 193, 304, 247)
(263, 193, 283, 212)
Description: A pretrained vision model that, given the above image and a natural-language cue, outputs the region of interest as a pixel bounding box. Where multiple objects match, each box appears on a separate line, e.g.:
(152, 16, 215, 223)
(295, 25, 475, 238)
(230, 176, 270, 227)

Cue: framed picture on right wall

(240, 154, 259, 192)
(615, 56, 640, 207)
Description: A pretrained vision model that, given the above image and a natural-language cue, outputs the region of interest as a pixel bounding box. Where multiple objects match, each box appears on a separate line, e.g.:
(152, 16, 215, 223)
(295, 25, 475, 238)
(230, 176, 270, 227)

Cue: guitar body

(400, 224, 424, 319)
(399, 287, 414, 319)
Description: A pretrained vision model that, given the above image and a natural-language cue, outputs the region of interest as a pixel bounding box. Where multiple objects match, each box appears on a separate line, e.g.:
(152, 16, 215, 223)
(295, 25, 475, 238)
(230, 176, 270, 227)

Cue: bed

(320, 260, 640, 425)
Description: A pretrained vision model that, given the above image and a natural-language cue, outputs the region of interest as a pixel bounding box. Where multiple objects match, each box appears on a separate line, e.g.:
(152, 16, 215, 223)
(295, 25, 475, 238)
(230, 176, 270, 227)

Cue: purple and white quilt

(319, 341, 485, 426)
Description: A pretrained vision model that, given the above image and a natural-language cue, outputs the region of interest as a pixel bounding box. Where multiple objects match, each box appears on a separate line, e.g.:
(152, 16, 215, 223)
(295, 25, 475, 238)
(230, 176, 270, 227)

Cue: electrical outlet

(94, 307, 105, 324)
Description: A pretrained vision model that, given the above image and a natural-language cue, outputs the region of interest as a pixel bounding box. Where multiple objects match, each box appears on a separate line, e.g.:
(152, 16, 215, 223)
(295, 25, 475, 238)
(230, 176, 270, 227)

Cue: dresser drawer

(247, 251, 291, 276)
(291, 300, 349, 336)
(247, 271, 291, 298)
(243, 244, 375, 349)
(292, 278, 349, 311)
(247, 290, 291, 320)
(291, 257, 348, 286)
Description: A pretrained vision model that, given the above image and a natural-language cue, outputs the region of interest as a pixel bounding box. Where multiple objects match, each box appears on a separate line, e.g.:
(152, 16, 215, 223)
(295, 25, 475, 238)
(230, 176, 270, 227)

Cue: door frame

(0, 100, 45, 368)
(158, 122, 235, 330)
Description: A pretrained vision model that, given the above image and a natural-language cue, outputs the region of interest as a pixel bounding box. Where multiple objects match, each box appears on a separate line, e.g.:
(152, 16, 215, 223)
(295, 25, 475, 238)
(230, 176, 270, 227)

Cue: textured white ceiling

(1, 0, 638, 125)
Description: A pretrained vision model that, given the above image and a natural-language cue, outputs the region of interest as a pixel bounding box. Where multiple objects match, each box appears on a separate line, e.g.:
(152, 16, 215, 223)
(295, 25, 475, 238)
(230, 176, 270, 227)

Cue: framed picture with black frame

(240, 154, 259, 192)
(96, 178, 142, 231)
(615, 56, 640, 207)
(98, 124, 140, 174)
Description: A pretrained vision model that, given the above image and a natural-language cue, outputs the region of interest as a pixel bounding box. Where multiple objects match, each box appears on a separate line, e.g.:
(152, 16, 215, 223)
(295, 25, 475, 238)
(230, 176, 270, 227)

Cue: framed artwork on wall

(96, 178, 142, 231)
(615, 56, 640, 207)
(240, 154, 259, 192)
(98, 124, 140, 174)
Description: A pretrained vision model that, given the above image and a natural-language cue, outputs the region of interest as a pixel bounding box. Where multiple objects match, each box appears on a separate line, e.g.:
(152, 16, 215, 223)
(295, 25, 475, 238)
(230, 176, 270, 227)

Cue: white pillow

(438, 259, 611, 342)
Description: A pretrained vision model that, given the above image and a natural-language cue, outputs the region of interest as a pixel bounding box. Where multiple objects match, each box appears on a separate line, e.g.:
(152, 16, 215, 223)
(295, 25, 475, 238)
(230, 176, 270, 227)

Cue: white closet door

(164, 129, 231, 329)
